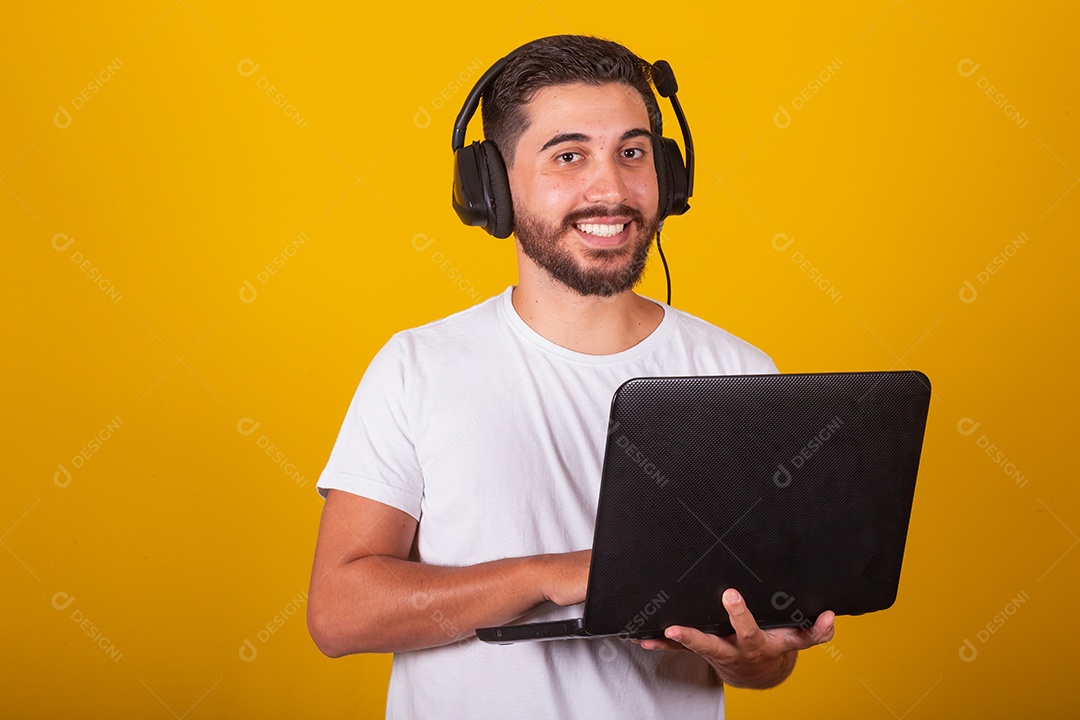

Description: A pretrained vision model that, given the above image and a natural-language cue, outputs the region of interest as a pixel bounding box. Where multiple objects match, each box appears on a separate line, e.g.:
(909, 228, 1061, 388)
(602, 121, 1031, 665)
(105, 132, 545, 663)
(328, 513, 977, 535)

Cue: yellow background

(3, 1, 1077, 717)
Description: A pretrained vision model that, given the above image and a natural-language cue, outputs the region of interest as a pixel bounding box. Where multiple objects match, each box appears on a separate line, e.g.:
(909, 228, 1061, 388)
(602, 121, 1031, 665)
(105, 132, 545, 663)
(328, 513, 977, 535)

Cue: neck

(511, 260, 665, 355)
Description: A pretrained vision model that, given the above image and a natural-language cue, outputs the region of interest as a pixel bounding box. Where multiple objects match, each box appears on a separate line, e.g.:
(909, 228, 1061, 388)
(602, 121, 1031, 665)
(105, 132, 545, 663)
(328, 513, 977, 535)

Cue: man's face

(506, 82, 660, 297)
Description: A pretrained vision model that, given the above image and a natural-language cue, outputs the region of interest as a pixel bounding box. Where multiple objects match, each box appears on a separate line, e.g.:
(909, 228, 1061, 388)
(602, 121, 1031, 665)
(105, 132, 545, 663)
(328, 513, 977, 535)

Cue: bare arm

(307, 489, 590, 657)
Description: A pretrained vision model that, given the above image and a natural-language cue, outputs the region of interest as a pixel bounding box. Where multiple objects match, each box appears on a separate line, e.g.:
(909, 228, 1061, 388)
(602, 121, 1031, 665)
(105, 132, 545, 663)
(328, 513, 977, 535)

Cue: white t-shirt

(318, 287, 778, 720)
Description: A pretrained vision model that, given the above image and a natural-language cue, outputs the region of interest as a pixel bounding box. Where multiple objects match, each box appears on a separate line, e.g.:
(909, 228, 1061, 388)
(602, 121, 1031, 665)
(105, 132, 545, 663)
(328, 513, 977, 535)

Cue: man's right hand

(538, 549, 591, 607)
(307, 489, 590, 657)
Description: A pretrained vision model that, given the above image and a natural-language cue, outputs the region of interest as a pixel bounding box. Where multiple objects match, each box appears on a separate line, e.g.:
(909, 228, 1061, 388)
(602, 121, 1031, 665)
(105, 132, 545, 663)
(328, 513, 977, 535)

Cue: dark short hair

(480, 35, 662, 165)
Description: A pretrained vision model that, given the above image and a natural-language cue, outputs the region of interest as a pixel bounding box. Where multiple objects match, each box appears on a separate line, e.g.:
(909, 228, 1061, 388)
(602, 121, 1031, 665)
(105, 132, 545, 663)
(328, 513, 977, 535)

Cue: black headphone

(451, 48, 695, 239)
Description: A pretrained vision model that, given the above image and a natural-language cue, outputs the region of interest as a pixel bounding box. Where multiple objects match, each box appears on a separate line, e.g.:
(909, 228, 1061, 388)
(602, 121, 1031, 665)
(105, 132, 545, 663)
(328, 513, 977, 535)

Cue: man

(308, 35, 834, 718)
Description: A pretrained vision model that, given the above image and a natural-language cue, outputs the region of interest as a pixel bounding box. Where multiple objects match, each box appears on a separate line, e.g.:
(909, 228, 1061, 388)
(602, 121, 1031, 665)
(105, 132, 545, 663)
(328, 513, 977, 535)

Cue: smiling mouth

(575, 222, 626, 238)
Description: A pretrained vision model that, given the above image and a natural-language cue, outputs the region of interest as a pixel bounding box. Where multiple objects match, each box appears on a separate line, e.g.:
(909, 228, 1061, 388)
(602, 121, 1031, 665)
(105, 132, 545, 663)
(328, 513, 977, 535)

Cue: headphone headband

(452, 54, 512, 151)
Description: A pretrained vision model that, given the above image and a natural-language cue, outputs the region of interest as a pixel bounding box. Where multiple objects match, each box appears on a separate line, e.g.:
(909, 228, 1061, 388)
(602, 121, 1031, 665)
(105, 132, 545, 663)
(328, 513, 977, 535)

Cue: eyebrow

(538, 127, 653, 154)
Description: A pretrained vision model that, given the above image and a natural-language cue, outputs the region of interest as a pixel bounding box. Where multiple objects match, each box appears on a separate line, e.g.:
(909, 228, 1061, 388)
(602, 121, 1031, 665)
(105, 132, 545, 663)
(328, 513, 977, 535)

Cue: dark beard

(514, 203, 659, 297)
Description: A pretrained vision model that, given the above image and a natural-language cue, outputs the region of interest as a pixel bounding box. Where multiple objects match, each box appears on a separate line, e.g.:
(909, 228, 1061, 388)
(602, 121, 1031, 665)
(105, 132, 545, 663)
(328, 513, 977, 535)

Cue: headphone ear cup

(479, 142, 514, 239)
(452, 142, 490, 230)
(654, 137, 672, 221)
(451, 141, 514, 238)
(657, 136, 689, 219)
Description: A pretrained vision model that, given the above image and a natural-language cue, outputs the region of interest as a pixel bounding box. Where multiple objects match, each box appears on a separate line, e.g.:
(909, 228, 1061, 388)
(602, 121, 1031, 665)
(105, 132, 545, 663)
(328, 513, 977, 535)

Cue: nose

(583, 155, 630, 206)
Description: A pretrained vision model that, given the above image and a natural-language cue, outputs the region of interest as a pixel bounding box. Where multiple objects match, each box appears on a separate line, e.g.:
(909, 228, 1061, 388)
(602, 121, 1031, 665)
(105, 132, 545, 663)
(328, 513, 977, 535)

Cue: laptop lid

(578, 370, 931, 638)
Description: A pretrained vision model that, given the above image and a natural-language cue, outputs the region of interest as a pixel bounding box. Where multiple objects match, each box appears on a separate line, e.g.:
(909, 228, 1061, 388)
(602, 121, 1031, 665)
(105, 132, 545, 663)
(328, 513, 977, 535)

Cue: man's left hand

(634, 588, 835, 689)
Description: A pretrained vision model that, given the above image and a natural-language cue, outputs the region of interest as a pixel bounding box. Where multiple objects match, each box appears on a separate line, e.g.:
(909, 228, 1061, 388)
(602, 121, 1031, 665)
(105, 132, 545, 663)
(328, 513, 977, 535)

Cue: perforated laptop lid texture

(582, 371, 931, 638)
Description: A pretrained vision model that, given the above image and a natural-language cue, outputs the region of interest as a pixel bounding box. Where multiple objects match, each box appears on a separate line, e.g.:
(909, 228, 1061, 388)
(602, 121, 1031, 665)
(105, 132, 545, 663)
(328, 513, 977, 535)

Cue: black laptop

(477, 371, 932, 644)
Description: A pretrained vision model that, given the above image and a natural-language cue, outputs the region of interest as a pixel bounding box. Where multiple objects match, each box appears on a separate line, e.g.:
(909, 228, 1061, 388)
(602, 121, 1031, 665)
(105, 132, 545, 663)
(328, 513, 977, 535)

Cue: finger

(807, 610, 835, 645)
(634, 636, 688, 652)
(662, 625, 733, 662)
(768, 610, 836, 651)
(722, 589, 765, 650)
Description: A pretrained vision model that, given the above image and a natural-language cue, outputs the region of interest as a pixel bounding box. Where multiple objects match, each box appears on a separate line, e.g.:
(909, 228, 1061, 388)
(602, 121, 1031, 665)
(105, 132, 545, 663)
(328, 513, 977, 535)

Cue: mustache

(561, 204, 646, 230)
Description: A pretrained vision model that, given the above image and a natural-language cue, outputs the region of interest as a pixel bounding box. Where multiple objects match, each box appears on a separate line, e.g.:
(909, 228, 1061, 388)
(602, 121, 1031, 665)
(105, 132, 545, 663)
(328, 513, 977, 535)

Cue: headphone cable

(656, 230, 672, 306)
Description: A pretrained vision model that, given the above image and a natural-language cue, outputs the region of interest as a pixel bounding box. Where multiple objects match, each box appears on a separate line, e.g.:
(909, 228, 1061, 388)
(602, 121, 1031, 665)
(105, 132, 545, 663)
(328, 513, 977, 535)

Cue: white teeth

(576, 223, 625, 238)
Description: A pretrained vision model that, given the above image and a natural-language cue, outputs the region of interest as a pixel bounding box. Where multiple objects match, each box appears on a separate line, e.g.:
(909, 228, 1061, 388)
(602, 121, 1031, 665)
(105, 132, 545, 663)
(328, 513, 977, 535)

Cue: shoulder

(367, 291, 508, 377)
(393, 292, 504, 350)
(661, 304, 778, 374)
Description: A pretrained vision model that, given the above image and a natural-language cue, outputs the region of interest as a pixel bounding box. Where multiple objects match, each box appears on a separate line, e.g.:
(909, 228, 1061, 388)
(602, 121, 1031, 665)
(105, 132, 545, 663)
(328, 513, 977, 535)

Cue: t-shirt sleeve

(757, 353, 780, 374)
(316, 335, 423, 519)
